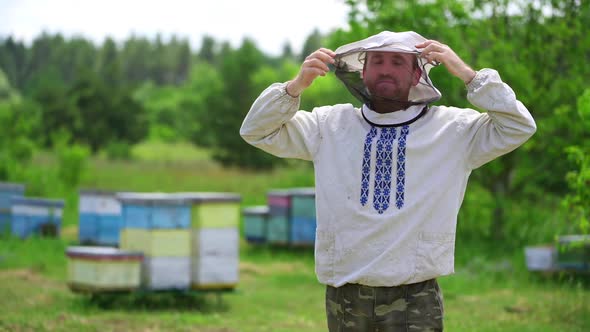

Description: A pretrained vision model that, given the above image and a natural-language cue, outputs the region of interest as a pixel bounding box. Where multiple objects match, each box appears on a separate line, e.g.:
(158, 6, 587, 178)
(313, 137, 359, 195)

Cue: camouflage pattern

(326, 279, 444, 331)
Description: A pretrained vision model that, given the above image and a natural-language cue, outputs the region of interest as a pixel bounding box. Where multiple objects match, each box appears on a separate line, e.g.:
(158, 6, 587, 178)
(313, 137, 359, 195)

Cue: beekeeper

(240, 30, 536, 331)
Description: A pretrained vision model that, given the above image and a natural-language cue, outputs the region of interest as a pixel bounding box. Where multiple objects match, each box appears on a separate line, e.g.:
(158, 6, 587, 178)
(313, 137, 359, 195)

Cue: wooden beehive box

(556, 235, 590, 271)
(242, 205, 270, 244)
(120, 228, 191, 257)
(117, 193, 192, 229)
(267, 188, 316, 246)
(117, 192, 193, 290)
(192, 227, 239, 289)
(142, 256, 192, 290)
(524, 245, 557, 272)
(11, 197, 64, 239)
(289, 188, 316, 246)
(184, 193, 241, 290)
(0, 182, 25, 235)
(78, 189, 122, 246)
(66, 246, 143, 292)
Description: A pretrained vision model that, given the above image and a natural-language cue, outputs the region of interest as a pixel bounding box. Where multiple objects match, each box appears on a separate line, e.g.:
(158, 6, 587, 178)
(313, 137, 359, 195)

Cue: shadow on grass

(79, 289, 233, 312)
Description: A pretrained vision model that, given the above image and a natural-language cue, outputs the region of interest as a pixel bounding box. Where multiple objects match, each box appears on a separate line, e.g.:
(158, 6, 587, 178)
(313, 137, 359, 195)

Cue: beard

(366, 76, 415, 112)
(368, 76, 412, 102)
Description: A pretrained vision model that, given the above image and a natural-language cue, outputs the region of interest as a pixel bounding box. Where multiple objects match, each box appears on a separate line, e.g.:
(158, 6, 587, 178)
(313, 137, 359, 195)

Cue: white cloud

(0, 0, 350, 56)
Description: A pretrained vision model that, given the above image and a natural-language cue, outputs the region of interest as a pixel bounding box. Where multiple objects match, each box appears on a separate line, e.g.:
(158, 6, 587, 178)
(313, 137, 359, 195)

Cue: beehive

(524, 245, 556, 271)
(0, 182, 25, 235)
(78, 189, 122, 246)
(556, 235, 590, 271)
(184, 193, 241, 290)
(267, 188, 316, 246)
(11, 197, 64, 239)
(117, 192, 192, 290)
(242, 205, 270, 244)
(117, 192, 241, 291)
(66, 246, 143, 292)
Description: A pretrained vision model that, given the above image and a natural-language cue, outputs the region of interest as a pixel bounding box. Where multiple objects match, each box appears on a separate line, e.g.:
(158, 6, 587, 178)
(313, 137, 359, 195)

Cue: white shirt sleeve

(463, 68, 537, 169)
(239, 82, 321, 161)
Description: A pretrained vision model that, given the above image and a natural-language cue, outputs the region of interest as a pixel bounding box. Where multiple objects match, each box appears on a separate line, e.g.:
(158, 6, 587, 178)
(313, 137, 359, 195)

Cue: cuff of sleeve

(466, 70, 487, 92)
(277, 82, 301, 112)
(281, 81, 300, 99)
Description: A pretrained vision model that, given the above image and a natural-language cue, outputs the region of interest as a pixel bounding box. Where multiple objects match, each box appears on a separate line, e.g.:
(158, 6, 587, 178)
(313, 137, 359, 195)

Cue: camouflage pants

(325, 279, 444, 332)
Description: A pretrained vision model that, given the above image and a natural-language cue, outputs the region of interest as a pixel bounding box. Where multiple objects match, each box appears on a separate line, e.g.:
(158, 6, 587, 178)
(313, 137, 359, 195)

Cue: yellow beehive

(186, 193, 241, 229)
(66, 246, 143, 292)
(120, 228, 191, 257)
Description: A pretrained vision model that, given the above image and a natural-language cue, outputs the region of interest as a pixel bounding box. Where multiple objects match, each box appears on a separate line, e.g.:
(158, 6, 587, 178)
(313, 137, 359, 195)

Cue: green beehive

(556, 235, 590, 271)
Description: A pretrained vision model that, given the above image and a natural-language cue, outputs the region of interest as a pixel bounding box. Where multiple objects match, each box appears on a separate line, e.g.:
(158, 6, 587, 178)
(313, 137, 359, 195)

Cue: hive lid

(66, 246, 144, 260)
(116, 192, 241, 205)
(0, 182, 25, 192)
(11, 196, 65, 207)
(268, 187, 315, 197)
(242, 205, 270, 215)
(79, 188, 120, 196)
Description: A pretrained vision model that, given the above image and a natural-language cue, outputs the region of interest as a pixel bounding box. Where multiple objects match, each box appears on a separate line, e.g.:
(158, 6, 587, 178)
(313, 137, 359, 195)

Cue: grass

(1, 141, 589, 331)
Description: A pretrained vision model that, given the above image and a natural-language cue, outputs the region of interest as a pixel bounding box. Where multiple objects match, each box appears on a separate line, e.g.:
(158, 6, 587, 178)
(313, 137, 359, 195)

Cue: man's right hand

(286, 48, 336, 97)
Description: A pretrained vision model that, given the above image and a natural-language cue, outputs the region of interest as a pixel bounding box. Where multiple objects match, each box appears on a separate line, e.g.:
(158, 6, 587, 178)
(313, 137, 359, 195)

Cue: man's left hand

(415, 40, 476, 84)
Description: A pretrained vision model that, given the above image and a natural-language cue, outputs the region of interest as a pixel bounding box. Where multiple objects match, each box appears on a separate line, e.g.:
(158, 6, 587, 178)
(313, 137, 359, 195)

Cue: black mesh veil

(333, 31, 442, 108)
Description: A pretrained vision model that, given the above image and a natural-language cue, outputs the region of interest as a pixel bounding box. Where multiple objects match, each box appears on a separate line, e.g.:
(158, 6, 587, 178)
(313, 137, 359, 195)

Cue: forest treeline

(0, 0, 588, 243)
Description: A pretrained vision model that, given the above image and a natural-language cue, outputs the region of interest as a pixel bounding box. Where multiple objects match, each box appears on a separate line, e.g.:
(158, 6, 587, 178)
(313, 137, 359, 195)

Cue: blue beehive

(117, 192, 193, 290)
(289, 188, 316, 246)
(79, 189, 123, 246)
(267, 187, 316, 247)
(117, 193, 192, 230)
(117, 192, 242, 290)
(0, 182, 25, 235)
(242, 205, 270, 244)
(11, 197, 64, 239)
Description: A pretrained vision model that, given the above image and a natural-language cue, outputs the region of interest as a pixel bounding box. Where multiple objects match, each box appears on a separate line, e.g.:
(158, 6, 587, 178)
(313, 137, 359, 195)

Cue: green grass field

(0, 142, 588, 331)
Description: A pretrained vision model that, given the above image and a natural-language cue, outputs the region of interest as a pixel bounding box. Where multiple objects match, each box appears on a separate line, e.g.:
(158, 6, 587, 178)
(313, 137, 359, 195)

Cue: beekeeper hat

(334, 31, 442, 106)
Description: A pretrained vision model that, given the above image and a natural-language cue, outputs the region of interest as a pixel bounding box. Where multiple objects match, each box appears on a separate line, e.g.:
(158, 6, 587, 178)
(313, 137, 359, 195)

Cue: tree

(0, 69, 39, 180)
(198, 38, 279, 169)
(300, 29, 324, 62)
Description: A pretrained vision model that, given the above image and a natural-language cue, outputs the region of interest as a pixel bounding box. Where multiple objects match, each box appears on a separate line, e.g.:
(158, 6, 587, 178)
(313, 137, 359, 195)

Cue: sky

(0, 0, 351, 56)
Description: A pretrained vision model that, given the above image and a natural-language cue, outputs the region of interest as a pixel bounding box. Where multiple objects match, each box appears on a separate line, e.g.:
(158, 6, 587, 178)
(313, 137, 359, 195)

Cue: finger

(419, 43, 446, 55)
(427, 51, 444, 65)
(310, 49, 336, 65)
(304, 57, 332, 72)
(415, 40, 438, 49)
(318, 48, 336, 57)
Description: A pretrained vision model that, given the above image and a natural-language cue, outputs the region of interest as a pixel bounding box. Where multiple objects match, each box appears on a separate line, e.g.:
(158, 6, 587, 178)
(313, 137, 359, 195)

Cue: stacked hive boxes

(267, 187, 316, 246)
(242, 205, 270, 244)
(11, 197, 64, 239)
(117, 192, 241, 290)
(190, 193, 241, 289)
(118, 193, 192, 290)
(78, 190, 123, 246)
(66, 246, 144, 292)
(0, 182, 25, 235)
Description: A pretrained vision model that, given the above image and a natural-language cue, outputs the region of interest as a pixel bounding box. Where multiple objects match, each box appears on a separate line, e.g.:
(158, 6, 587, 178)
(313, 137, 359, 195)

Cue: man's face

(362, 51, 421, 101)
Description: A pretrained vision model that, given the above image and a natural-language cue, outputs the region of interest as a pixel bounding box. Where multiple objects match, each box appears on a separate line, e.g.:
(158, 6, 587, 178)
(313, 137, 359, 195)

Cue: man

(240, 31, 536, 331)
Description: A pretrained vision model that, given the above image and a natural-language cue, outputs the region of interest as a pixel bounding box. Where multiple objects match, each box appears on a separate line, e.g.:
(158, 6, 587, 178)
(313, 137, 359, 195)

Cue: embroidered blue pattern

(396, 125, 410, 209)
(359, 125, 410, 213)
(373, 127, 396, 214)
(360, 127, 378, 206)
